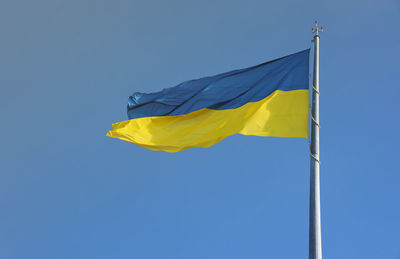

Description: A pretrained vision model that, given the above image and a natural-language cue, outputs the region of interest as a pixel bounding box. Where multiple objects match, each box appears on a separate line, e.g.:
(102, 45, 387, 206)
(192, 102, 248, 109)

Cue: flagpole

(309, 21, 323, 259)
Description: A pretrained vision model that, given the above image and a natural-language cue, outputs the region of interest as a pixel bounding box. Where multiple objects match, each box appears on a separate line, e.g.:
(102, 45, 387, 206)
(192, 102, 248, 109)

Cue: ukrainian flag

(107, 49, 310, 152)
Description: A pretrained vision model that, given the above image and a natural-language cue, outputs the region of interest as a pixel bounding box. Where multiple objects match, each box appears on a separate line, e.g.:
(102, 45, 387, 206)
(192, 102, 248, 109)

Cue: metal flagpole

(309, 21, 323, 259)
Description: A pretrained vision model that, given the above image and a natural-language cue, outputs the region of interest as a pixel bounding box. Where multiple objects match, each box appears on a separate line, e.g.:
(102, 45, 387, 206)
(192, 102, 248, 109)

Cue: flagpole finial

(313, 20, 324, 37)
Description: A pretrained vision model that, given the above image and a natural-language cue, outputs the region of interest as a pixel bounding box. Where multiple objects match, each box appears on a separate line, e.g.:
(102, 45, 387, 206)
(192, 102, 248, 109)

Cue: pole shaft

(309, 34, 322, 259)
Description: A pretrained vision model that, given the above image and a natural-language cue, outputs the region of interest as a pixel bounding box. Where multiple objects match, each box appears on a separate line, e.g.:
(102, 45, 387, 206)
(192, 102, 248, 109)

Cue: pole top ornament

(312, 20, 323, 36)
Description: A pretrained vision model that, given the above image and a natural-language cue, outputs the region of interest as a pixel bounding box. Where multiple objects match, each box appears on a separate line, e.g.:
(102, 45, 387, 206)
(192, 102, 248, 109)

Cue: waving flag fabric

(107, 49, 310, 152)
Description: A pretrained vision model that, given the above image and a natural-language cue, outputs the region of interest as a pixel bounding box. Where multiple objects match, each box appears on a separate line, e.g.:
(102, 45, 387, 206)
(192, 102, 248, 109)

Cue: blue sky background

(1, 0, 400, 258)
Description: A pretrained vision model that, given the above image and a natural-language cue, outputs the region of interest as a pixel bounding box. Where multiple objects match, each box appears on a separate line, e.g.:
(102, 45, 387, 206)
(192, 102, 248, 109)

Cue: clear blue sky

(1, 0, 399, 258)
